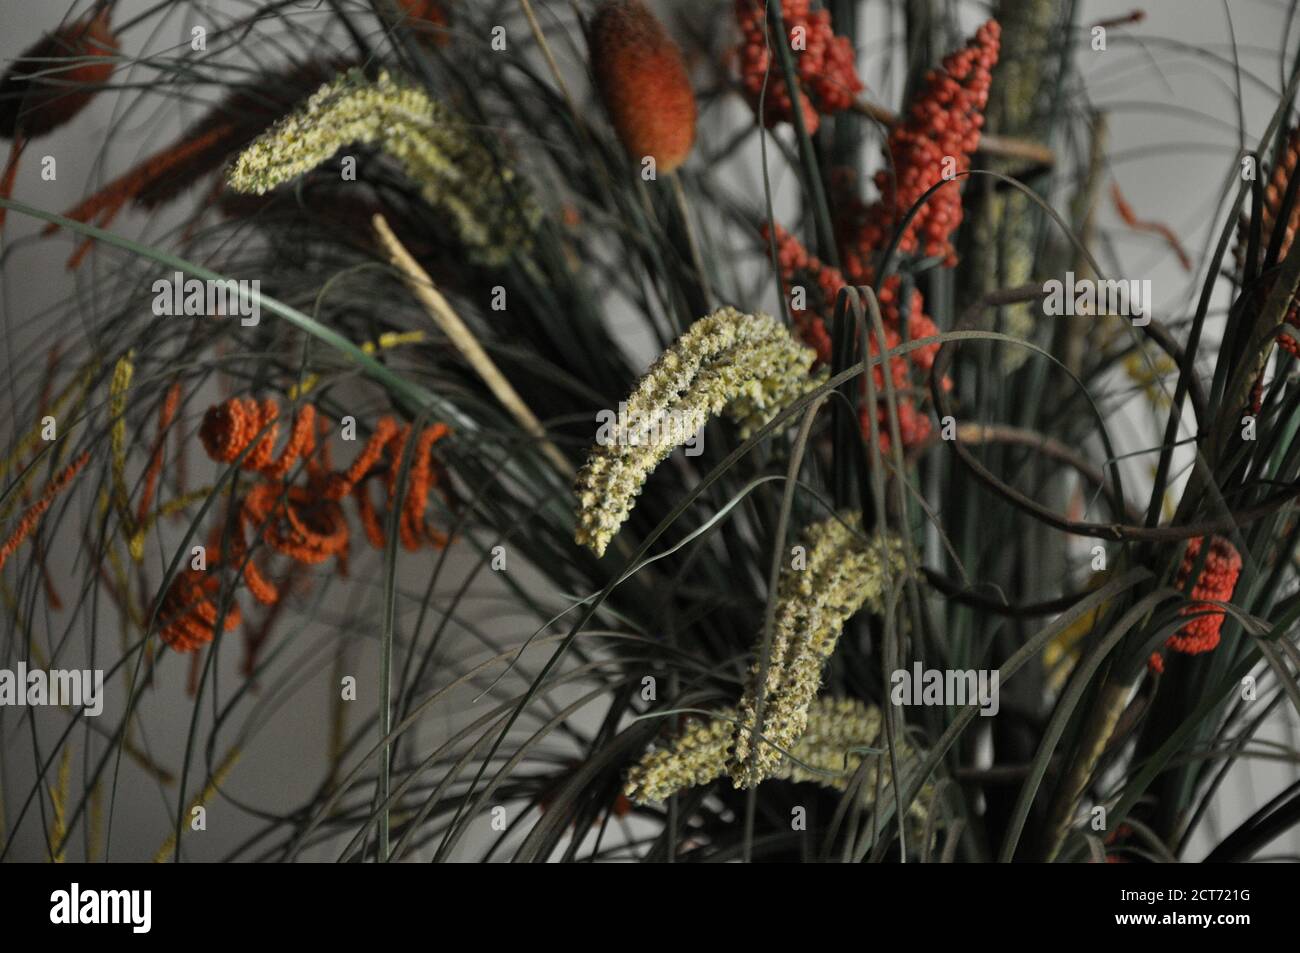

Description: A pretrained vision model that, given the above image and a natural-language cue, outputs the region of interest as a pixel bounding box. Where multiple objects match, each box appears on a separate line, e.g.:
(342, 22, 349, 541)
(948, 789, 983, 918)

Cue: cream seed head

(227, 69, 538, 266)
(623, 711, 734, 804)
(574, 307, 822, 557)
(730, 513, 912, 787)
(625, 696, 924, 820)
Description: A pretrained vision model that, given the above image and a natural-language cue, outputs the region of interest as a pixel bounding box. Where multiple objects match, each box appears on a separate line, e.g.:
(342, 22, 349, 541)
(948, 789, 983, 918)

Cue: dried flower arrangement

(0, 0, 1297, 872)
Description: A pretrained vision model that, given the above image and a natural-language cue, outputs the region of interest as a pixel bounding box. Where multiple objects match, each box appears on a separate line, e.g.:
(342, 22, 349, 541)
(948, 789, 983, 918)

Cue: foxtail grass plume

(590, 0, 697, 174)
(624, 696, 923, 814)
(730, 512, 911, 787)
(0, 7, 117, 139)
(0, 7, 118, 228)
(51, 59, 349, 268)
(227, 69, 537, 266)
(574, 307, 821, 557)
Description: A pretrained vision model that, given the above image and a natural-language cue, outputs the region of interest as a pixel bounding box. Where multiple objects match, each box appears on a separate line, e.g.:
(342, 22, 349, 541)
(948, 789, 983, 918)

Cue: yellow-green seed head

(574, 307, 823, 557)
(228, 69, 538, 266)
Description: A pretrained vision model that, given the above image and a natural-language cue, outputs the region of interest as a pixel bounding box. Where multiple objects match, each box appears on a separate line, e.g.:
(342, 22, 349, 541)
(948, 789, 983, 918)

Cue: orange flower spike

(383, 424, 412, 501)
(262, 404, 317, 480)
(222, 505, 280, 607)
(56, 123, 237, 268)
(849, 20, 1000, 271)
(400, 423, 451, 550)
(0, 139, 25, 226)
(734, 0, 863, 132)
(323, 416, 400, 500)
(312, 413, 334, 478)
(136, 382, 182, 527)
(0, 7, 119, 228)
(590, 0, 697, 175)
(354, 481, 387, 550)
(240, 481, 349, 568)
(398, 0, 453, 47)
(0, 8, 118, 140)
(1150, 535, 1243, 672)
(0, 450, 91, 574)
(200, 397, 265, 465)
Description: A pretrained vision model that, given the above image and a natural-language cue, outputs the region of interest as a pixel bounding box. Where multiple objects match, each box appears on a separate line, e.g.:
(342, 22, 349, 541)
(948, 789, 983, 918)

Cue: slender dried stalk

(372, 214, 572, 477)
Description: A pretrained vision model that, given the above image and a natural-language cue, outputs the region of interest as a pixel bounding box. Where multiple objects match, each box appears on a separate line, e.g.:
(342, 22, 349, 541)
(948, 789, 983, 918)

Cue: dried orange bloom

(1233, 128, 1300, 357)
(590, 0, 696, 174)
(137, 383, 182, 526)
(128, 382, 183, 561)
(233, 483, 351, 607)
(158, 567, 242, 653)
(327, 418, 453, 551)
(200, 398, 320, 481)
(1111, 181, 1191, 271)
(243, 483, 350, 566)
(1236, 127, 1300, 269)
(159, 398, 453, 653)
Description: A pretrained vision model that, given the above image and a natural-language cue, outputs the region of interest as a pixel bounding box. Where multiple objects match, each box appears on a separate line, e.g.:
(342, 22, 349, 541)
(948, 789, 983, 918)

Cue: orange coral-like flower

(158, 566, 242, 653)
(199, 398, 320, 481)
(329, 417, 453, 551)
(590, 0, 697, 174)
(734, 0, 862, 134)
(160, 398, 452, 653)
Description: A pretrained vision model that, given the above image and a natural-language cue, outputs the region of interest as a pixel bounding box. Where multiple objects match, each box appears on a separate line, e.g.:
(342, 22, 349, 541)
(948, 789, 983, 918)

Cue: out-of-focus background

(1, 0, 1297, 861)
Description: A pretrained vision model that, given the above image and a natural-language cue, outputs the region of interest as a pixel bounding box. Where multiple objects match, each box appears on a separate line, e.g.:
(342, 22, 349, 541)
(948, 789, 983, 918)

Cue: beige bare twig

(852, 99, 1056, 168)
(371, 214, 573, 477)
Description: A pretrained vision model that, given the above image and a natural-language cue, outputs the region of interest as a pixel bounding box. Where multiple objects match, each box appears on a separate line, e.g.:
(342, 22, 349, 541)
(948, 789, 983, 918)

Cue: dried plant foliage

(0, 0, 1298, 867)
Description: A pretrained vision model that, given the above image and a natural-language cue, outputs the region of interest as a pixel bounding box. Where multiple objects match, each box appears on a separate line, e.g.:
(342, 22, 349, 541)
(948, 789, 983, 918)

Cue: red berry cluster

(842, 19, 1000, 269)
(734, 0, 863, 135)
(1237, 128, 1300, 359)
(858, 321, 933, 453)
(756, 22, 999, 455)
(762, 222, 844, 364)
(1148, 536, 1242, 673)
(762, 223, 946, 451)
